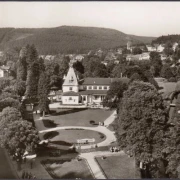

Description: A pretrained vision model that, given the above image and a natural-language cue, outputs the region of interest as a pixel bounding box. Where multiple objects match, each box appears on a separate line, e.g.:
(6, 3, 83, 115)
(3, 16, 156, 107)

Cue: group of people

(109, 146, 120, 152)
(21, 171, 36, 179)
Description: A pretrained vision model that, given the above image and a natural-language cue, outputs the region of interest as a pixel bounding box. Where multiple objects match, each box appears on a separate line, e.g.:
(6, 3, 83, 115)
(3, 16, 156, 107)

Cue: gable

(63, 66, 79, 86)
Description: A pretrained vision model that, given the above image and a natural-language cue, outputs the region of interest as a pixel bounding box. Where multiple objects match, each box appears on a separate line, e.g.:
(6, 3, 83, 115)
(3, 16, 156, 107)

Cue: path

(80, 151, 125, 179)
(39, 125, 116, 149)
(37, 110, 119, 178)
(38, 110, 117, 149)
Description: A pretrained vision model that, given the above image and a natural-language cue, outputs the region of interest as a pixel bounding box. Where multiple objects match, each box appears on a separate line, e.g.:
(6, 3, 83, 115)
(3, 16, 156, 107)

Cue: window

(104, 86, 107, 90)
(69, 87, 73, 91)
(88, 86, 92, 90)
(93, 86, 97, 90)
(69, 97, 72, 100)
(99, 86, 102, 90)
(83, 86, 87, 90)
(83, 96, 86, 101)
(94, 95, 99, 100)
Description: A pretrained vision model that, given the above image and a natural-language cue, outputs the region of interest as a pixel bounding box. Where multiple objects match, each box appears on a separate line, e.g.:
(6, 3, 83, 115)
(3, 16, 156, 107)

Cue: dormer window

(69, 76, 74, 83)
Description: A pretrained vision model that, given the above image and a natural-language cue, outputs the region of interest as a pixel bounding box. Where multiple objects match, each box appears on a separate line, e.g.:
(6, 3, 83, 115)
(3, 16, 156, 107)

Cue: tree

(103, 80, 128, 109)
(0, 107, 21, 130)
(132, 47, 143, 55)
(117, 81, 168, 178)
(160, 64, 174, 80)
(38, 71, 50, 117)
(93, 63, 108, 77)
(0, 97, 21, 111)
(150, 52, 162, 77)
(14, 81, 26, 97)
(106, 61, 116, 77)
(58, 56, 70, 78)
(0, 120, 39, 160)
(130, 73, 142, 83)
(112, 64, 126, 78)
(25, 62, 39, 99)
(26, 44, 38, 67)
(164, 42, 174, 56)
(16, 57, 27, 81)
(73, 61, 84, 75)
(0, 91, 19, 101)
(0, 78, 10, 92)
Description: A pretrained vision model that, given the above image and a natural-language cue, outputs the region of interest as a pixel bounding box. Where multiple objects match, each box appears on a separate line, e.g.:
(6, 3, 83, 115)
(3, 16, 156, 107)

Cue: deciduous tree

(117, 81, 168, 178)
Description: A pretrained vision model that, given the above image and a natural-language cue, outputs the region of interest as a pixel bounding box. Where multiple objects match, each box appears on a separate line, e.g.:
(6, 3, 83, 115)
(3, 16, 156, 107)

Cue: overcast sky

(0, 2, 180, 37)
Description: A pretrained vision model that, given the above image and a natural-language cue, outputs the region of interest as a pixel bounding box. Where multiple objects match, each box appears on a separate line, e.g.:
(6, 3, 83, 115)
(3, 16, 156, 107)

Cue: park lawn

(42, 158, 94, 179)
(96, 154, 140, 179)
(39, 129, 106, 145)
(35, 109, 114, 131)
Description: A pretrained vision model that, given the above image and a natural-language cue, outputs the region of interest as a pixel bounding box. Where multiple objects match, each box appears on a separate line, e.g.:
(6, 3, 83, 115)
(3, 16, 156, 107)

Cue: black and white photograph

(0, 1, 179, 179)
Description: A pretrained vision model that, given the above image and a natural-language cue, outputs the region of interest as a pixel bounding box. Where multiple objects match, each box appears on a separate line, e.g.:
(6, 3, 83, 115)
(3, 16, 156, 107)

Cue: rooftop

(82, 77, 129, 85)
(79, 90, 108, 95)
(62, 91, 80, 96)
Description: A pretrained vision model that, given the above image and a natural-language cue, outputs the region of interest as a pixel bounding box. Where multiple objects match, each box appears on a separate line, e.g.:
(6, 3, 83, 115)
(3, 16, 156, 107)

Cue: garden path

(38, 111, 117, 149)
(79, 151, 125, 179)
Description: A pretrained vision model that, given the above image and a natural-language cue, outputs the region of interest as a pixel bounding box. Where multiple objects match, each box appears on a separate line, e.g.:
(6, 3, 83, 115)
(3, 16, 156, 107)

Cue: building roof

(0, 65, 10, 70)
(79, 90, 108, 95)
(62, 91, 80, 96)
(82, 77, 129, 85)
(63, 66, 79, 86)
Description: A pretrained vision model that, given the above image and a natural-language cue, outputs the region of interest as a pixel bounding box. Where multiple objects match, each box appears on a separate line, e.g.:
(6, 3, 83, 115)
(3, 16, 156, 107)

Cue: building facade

(62, 65, 129, 105)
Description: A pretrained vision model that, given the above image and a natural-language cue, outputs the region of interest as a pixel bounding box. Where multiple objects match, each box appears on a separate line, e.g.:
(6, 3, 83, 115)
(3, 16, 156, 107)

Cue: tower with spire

(62, 63, 79, 93)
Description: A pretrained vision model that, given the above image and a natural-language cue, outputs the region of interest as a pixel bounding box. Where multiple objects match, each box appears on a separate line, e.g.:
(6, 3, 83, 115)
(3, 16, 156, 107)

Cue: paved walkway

(38, 110, 117, 149)
(79, 151, 125, 179)
(37, 110, 119, 179)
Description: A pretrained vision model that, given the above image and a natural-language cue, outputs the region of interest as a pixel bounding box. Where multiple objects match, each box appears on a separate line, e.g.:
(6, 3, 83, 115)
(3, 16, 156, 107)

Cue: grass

(95, 154, 140, 179)
(42, 158, 94, 179)
(40, 129, 106, 145)
(35, 109, 114, 131)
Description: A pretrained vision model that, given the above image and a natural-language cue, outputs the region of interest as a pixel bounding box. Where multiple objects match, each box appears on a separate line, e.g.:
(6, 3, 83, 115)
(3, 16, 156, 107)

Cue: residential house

(117, 48, 123, 54)
(139, 52, 150, 60)
(146, 45, 157, 52)
(45, 55, 55, 61)
(104, 52, 117, 61)
(172, 42, 179, 51)
(157, 44, 165, 52)
(75, 55, 84, 62)
(160, 54, 167, 61)
(61, 64, 129, 105)
(0, 65, 10, 78)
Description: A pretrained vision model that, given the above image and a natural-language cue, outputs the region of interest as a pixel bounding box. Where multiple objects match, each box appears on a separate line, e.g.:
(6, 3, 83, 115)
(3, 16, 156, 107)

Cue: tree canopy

(117, 81, 168, 178)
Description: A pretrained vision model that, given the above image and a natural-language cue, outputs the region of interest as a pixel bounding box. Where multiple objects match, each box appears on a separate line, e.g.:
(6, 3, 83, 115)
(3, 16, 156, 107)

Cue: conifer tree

(38, 59, 50, 117)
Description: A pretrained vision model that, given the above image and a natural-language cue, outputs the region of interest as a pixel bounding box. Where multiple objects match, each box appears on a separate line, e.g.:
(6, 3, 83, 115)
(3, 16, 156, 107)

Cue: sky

(0, 1, 180, 37)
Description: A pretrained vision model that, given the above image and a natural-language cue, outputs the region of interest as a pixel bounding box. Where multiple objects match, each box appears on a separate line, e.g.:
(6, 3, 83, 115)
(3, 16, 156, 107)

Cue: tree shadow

(56, 171, 92, 179)
(43, 131, 59, 140)
(50, 108, 88, 116)
(51, 141, 72, 146)
(42, 119, 59, 128)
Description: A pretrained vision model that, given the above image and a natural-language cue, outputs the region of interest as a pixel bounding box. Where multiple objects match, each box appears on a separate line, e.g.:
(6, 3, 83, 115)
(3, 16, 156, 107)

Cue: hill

(0, 26, 156, 54)
(152, 34, 180, 44)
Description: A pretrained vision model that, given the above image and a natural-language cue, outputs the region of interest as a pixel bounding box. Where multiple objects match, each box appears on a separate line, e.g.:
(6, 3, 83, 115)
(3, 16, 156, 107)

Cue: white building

(172, 42, 178, 52)
(157, 44, 165, 52)
(61, 64, 129, 105)
(0, 65, 10, 78)
(146, 45, 157, 52)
